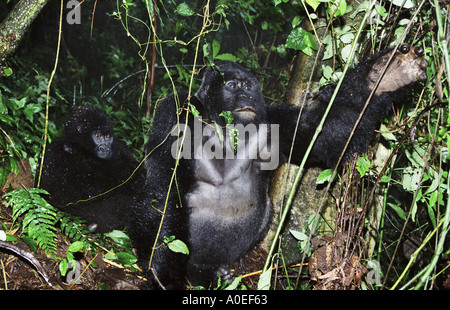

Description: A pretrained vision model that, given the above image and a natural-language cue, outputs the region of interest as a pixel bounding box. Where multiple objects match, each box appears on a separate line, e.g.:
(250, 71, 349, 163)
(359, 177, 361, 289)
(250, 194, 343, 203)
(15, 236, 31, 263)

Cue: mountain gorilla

(130, 44, 428, 289)
(38, 106, 145, 233)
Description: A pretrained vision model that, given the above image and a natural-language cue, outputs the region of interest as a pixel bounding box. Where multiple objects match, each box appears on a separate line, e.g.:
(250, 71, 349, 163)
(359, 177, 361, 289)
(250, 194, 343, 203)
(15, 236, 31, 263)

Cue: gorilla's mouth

(233, 106, 256, 118)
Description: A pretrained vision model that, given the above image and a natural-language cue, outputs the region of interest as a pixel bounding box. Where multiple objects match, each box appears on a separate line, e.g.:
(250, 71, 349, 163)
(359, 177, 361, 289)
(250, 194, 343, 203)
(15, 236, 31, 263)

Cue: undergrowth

(4, 188, 59, 256)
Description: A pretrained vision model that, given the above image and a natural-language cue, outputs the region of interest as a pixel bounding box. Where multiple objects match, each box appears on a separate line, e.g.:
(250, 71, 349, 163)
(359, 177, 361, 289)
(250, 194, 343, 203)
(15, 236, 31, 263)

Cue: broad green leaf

(316, 168, 335, 184)
(286, 27, 318, 56)
(356, 155, 373, 178)
(289, 229, 308, 241)
(306, 0, 320, 11)
(167, 239, 189, 255)
(224, 275, 242, 290)
(257, 267, 272, 290)
(379, 124, 397, 142)
(115, 252, 138, 266)
(212, 39, 221, 58)
(387, 202, 406, 220)
(175, 3, 195, 16)
(59, 259, 69, 276)
(215, 53, 238, 62)
(68, 241, 84, 253)
(23, 104, 41, 122)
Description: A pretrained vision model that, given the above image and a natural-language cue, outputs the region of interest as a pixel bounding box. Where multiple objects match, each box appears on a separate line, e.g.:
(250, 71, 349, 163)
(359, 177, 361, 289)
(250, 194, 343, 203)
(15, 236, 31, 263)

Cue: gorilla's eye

(227, 81, 236, 88)
(95, 133, 102, 138)
(245, 84, 252, 90)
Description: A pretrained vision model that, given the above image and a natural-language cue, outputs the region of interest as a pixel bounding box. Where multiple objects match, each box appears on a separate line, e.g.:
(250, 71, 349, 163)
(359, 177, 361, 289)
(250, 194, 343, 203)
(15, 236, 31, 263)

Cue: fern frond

(57, 211, 92, 241)
(4, 188, 59, 257)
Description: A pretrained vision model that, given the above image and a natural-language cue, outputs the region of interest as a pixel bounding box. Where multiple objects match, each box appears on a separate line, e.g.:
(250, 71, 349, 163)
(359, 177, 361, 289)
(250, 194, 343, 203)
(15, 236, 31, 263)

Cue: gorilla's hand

(367, 43, 428, 95)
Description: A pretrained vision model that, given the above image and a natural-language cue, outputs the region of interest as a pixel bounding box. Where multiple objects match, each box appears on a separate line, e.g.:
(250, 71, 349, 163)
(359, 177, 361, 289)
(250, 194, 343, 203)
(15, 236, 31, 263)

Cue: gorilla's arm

(268, 44, 428, 168)
(129, 91, 196, 289)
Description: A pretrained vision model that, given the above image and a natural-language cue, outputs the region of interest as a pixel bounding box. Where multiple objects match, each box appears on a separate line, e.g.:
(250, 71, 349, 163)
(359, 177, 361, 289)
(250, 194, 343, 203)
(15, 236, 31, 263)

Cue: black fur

(270, 49, 401, 168)
(130, 53, 419, 289)
(38, 106, 145, 233)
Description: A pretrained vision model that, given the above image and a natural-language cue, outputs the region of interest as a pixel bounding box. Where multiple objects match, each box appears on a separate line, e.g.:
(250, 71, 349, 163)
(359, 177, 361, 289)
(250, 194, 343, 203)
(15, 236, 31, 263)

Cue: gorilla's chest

(186, 156, 260, 222)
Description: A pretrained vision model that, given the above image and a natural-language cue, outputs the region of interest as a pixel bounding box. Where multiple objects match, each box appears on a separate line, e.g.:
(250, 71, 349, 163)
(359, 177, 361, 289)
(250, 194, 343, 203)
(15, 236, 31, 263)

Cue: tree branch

(0, 0, 49, 63)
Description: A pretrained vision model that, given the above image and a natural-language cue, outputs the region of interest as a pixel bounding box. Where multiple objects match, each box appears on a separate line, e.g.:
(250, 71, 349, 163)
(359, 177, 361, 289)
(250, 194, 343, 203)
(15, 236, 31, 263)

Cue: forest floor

(0, 163, 264, 290)
(0, 198, 265, 290)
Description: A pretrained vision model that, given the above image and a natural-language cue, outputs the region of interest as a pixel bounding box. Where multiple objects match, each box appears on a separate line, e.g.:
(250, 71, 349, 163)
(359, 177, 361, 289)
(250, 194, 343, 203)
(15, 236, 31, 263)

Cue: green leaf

(289, 229, 308, 241)
(316, 169, 336, 184)
(305, 0, 320, 11)
(115, 252, 138, 266)
(68, 241, 84, 253)
(188, 102, 200, 117)
(175, 3, 195, 16)
(215, 53, 238, 62)
(104, 230, 134, 249)
(203, 43, 212, 60)
(387, 202, 406, 220)
(214, 122, 224, 147)
(59, 259, 69, 276)
(23, 104, 41, 122)
(380, 175, 391, 183)
(427, 191, 437, 228)
(219, 110, 233, 124)
(286, 27, 317, 56)
(224, 275, 242, 290)
(104, 229, 129, 240)
(257, 267, 272, 290)
(212, 39, 221, 58)
(2, 67, 13, 77)
(379, 124, 397, 142)
(356, 155, 373, 178)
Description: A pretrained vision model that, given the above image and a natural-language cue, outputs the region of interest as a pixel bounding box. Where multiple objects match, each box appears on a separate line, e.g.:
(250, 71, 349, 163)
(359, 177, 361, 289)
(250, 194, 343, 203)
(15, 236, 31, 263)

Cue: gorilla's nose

(99, 146, 109, 152)
(238, 93, 248, 100)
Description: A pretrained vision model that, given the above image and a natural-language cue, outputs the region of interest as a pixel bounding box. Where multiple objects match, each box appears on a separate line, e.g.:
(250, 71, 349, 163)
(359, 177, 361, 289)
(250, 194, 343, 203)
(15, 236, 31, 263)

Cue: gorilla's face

(91, 130, 114, 160)
(196, 61, 266, 125)
(222, 77, 259, 123)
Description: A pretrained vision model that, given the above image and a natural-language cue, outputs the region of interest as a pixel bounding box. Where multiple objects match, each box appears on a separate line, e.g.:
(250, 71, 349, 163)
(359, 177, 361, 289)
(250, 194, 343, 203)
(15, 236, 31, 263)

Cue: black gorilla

(38, 106, 145, 233)
(129, 44, 428, 288)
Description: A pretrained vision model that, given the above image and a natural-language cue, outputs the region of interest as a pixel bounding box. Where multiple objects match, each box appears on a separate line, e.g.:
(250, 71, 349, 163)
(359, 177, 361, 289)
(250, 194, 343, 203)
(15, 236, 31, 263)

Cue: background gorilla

(129, 44, 427, 289)
(38, 106, 145, 233)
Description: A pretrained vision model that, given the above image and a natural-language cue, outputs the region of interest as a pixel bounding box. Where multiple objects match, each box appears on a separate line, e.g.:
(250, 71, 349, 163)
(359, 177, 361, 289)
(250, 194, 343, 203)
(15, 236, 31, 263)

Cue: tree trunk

(264, 17, 333, 263)
(265, 5, 390, 282)
(0, 0, 49, 63)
